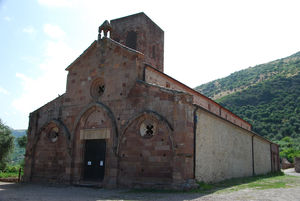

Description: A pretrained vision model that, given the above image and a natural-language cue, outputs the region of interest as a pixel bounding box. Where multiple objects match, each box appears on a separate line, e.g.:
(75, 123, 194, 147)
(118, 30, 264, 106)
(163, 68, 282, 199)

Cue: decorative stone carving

(47, 127, 59, 143)
(139, 119, 157, 138)
(90, 78, 105, 100)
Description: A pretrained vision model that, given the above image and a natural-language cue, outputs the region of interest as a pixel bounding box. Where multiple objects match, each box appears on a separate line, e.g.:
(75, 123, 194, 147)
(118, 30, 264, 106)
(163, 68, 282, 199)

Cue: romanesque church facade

(24, 13, 280, 189)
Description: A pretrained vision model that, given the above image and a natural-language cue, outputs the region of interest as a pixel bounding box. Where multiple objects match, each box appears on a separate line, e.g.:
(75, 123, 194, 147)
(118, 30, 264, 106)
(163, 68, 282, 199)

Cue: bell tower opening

(125, 31, 137, 50)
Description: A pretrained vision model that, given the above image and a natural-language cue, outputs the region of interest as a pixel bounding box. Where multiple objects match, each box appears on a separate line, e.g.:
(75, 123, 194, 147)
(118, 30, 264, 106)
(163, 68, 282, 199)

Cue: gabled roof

(144, 64, 252, 129)
(65, 40, 97, 71)
(65, 38, 144, 72)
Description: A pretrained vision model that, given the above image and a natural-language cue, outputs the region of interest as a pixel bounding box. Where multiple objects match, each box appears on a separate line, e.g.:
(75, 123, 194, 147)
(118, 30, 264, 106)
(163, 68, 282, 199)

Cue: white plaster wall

(195, 109, 253, 183)
(253, 137, 271, 175)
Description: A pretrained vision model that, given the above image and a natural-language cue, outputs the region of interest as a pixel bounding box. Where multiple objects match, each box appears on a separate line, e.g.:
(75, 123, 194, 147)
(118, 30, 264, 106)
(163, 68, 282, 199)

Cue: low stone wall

(295, 157, 300, 173)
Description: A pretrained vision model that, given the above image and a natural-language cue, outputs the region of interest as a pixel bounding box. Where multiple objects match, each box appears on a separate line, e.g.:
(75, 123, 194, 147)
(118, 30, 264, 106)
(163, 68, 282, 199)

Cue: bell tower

(110, 12, 164, 72)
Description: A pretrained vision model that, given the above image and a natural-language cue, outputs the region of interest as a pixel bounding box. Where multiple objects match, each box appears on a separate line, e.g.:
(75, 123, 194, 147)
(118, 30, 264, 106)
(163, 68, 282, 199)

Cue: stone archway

(118, 111, 174, 187)
(30, 120, 71, 182)
(71, 102, 118, 187)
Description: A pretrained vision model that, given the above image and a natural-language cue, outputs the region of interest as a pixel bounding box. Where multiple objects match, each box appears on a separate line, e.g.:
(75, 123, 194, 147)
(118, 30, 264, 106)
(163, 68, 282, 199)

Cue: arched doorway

(71, 102, 118, 184)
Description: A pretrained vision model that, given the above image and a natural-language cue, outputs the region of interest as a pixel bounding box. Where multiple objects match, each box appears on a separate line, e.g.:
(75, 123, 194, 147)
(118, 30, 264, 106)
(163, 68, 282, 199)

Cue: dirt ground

(1, 169, 299, 201)
(0, 181, 300, 201)
(283, 168, 300, 177)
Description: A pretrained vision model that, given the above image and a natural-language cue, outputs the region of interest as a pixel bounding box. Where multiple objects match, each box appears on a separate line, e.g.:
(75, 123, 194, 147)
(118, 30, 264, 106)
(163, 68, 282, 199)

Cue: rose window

(140, 120, 157, 138)
(47, 127, 59, 143)
(90, 78, 105, 100)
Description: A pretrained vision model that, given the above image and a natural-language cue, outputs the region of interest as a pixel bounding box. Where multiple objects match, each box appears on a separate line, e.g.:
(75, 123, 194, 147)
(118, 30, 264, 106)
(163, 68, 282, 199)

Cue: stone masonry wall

(24, 95, 67, 182)
(111, 12, 164, 72)
(145, 66, 251, 131)
(31, 125, 70, 182)
(118, 112, 173, 187)
(119, 81, 195, 187)
(25, 37, 195, 188)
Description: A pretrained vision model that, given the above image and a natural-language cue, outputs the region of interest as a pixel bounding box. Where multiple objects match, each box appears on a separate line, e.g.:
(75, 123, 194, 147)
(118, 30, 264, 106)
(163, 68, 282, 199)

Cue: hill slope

(195, 52, 300, 100)
(11, 130, 26, 138)
(195, 51, 300, 143)
(218, 73, 300, 140)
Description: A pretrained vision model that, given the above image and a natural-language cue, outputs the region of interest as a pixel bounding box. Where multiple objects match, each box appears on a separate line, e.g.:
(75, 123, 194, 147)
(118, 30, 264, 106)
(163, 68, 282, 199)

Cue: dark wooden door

(84, 139, 106, 181)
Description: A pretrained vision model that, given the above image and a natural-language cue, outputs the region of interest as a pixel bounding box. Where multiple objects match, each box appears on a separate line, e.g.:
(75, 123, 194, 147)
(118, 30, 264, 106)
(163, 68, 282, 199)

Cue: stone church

(23, 12, 280, 189)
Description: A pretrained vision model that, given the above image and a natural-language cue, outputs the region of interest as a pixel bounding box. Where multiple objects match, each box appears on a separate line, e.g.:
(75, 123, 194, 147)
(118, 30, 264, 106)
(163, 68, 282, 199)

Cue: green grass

(128, 172, 300, 194)
(197, 181, 214, 191)
(210, 172, 298, 193)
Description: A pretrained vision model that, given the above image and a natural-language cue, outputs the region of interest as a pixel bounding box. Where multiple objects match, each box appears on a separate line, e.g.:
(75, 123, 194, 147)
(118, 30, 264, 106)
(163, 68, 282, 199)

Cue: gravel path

(283, 168, 300, 177)
(1, 181, 300, 201)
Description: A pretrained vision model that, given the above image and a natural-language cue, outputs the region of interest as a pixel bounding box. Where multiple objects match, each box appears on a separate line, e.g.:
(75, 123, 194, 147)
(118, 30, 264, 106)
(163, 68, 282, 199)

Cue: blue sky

(1, 0, 300, 129)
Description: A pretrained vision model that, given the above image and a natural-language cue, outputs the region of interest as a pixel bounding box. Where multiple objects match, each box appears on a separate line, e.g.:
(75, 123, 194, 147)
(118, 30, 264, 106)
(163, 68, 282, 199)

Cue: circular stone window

(47, 127, 59, 143)
(139, 119, 157, 138)
(90, 78, 105, 100)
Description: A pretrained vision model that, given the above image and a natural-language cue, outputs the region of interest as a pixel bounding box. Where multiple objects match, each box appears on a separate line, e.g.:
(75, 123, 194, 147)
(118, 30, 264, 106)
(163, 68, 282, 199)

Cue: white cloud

(43, 24, 65, 39)
(0, 86, 9, 95)
(21, 56, 40, 64)
(22, 26, 36, 35)
(13, 23, 74, 115)
(3, 16, 11, 21)
(12, 40, 78, 114)
(4, 112, 11, 116)
(37, 0, 76, 7)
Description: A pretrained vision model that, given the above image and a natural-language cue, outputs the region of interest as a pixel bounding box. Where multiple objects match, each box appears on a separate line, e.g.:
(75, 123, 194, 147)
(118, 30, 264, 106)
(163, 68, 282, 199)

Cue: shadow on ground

(0, 182, 204, 201)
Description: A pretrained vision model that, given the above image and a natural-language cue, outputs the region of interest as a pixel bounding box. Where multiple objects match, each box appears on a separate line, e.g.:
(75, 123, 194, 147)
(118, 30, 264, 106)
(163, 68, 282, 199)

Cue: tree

(17, 134, 27, 168)
(0, 119, 14, 170)
(17, 135, 27, 149)
(277, 136, 300, 163)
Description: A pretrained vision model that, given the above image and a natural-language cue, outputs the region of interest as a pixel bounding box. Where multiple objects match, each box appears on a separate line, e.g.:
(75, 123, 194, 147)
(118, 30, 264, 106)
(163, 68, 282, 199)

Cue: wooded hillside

(195, 52, 300, 162)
